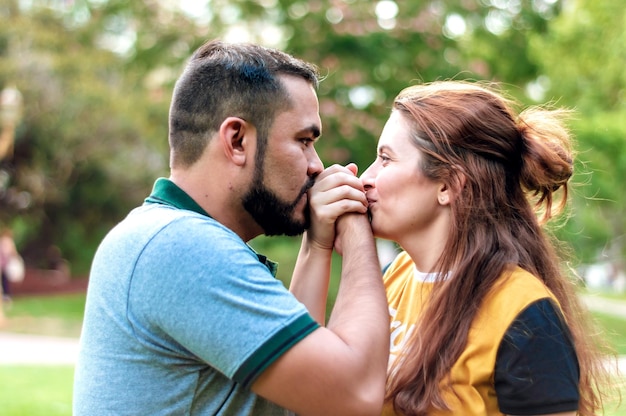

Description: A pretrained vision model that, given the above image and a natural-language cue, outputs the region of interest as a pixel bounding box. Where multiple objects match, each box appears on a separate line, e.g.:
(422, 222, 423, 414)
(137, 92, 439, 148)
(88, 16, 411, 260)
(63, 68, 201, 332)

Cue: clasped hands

(306, 163, 370, 255)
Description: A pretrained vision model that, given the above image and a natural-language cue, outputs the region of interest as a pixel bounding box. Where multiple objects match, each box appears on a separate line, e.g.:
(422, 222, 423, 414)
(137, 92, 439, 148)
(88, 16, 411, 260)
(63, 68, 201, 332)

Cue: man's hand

(307, 163, 367, 252)
(263, 160, 387, 415)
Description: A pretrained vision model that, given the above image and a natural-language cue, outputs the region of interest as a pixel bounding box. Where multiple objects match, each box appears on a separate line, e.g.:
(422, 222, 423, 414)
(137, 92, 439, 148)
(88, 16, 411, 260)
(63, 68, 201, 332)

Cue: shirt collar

(413, 265, 449, 283)
(144, 177, 210, 217)
(144, 177, 278, 277)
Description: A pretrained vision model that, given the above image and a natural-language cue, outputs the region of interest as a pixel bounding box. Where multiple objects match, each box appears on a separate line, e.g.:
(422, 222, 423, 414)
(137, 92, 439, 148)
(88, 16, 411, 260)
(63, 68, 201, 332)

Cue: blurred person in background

(0, 226, 23, 301)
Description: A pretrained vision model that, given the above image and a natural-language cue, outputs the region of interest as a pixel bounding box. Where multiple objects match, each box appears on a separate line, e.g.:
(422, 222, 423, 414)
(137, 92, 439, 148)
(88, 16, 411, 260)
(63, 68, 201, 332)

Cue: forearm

(290, 232, 333, 324)
(252, 167, 389, 414)
(327, 214, 389, 387)
(253, 216, 390, 415)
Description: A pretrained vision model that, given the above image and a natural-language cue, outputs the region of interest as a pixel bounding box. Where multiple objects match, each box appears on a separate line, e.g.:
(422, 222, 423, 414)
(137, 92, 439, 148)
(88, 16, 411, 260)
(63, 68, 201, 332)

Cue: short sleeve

(495, 298, 580, 415)
(128, 215, 319, 388)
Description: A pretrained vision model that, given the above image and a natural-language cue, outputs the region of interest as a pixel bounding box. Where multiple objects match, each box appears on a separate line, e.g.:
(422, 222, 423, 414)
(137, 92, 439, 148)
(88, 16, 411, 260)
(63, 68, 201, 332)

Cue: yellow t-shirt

(382, 251, 578, 415)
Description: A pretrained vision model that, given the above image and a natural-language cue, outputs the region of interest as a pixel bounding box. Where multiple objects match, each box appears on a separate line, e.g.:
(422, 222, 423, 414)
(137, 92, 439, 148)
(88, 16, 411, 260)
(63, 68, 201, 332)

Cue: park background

(1, 0, 625, 414)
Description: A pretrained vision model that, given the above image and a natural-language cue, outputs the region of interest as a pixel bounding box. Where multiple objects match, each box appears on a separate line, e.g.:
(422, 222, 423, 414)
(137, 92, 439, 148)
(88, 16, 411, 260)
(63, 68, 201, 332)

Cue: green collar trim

(144, 178, 278, 276)
(144, 177, 210, 217)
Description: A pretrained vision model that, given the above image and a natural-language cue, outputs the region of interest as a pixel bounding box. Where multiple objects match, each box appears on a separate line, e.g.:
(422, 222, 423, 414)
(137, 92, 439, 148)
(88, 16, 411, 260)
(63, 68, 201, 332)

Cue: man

(73, 40, 389, 415)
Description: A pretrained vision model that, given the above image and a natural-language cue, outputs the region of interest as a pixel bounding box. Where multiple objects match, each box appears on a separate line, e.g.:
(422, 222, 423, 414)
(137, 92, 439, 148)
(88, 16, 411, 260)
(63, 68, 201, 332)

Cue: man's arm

(290, 232, 333, 324)
(290, 163, 367, 323)
(254, 212, 389, 415)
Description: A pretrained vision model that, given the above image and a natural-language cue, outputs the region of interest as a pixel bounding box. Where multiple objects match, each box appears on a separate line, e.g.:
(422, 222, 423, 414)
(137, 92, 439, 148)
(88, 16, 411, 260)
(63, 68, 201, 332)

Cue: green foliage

(0, 0, 170, 272)
(0, 0, 621, 273)
(530, 0, 626, 263)
(281, 0, 560, 168)
(529, 0, 626, 113)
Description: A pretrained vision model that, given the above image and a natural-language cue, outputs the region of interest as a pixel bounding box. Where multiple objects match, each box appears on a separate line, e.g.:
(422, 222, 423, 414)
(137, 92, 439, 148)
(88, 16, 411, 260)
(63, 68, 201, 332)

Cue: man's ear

(219, 117, 253, 166)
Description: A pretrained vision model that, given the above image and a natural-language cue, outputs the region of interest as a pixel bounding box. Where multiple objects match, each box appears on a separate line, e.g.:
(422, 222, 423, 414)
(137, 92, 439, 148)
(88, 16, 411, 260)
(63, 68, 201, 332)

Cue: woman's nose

(360, 165, 376, 190)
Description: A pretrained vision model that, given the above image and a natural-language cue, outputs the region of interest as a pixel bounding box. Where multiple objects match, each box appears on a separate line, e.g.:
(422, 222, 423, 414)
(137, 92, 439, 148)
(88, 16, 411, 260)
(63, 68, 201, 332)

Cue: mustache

(302, 177, 316, 196)
(284, 177, 316, 212)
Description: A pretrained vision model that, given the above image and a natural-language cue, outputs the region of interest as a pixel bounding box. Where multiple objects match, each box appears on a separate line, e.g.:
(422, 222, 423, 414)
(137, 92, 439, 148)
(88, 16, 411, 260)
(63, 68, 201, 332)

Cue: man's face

(242, 167, 316, 236)
(242, 75, 323, 236)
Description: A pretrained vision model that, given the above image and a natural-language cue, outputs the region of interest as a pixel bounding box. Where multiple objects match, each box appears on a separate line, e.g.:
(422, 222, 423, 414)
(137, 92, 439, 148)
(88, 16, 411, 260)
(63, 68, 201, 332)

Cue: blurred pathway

(0, 292, 624, 368)
(581, 293, 626, 318)
(0, 332, 79, 365)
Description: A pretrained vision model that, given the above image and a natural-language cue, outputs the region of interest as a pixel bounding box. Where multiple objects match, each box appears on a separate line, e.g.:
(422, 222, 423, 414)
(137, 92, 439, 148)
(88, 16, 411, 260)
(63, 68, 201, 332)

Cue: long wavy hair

(385, 81, 615, 416)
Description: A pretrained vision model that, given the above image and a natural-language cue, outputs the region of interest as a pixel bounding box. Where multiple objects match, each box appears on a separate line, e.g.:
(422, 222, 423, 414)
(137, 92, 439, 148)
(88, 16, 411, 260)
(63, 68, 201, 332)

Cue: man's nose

(308, 149, 324, 176)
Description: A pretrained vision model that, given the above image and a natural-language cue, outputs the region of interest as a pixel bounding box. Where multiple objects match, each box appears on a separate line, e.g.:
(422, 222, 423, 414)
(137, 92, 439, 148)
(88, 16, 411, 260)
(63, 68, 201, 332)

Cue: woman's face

(361, 111, 449, 251)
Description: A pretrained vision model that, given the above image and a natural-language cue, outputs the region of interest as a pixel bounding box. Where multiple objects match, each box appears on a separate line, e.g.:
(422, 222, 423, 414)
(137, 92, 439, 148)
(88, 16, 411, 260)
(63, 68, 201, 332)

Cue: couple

(73, 40, 610, 415)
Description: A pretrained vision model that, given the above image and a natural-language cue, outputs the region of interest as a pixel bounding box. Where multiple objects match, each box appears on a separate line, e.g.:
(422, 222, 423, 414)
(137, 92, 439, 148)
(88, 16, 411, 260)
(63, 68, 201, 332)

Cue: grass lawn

(594, 311, 626, 355)
(1, 291, 625, 415)
(2, 293, 85, 337)
(0, 365, 74, 416)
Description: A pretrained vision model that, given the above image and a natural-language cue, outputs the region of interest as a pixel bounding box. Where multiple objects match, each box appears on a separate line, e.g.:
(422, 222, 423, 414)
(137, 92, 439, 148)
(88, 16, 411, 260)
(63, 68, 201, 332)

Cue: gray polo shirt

(73, 178, 318, 415)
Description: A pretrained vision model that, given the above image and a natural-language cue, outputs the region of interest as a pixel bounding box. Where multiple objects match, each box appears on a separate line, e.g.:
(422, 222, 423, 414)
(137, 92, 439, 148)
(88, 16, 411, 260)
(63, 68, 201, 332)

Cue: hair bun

(517, 107, 574, 222)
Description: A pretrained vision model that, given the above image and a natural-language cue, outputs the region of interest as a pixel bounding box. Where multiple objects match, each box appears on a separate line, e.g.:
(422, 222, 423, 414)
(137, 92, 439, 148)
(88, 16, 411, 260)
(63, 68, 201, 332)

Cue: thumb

(345, 163, 358, 176)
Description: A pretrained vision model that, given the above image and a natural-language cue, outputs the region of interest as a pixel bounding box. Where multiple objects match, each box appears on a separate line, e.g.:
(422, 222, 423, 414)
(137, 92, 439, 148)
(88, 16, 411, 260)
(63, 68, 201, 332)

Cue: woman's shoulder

(494, 267, 555, 301)
(382, 251, 413, 278)
(478, 267, 558, 326)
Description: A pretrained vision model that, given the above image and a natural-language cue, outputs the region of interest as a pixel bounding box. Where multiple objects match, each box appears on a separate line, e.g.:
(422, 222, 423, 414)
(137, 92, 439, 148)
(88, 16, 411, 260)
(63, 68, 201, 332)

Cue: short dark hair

(168, 39, 319, 168)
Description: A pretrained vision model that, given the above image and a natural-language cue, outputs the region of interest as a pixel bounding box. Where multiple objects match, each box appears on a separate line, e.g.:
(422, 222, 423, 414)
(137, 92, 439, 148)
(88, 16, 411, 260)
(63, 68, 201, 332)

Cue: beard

(242, 170, 315, 237)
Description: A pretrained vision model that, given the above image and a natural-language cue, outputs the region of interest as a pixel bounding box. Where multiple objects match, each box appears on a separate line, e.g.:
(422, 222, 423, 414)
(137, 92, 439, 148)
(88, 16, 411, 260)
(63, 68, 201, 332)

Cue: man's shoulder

(95, 204, 246, 267)
(119, 204, 236, 241)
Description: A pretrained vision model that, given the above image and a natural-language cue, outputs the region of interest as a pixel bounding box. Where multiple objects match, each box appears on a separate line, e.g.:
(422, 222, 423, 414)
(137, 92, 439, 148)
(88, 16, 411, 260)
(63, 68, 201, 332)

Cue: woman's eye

(379, 154, 390, 163)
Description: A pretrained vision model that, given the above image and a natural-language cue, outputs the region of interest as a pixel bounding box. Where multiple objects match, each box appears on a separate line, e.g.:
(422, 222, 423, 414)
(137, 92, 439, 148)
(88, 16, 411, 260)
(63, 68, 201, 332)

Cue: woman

(359, 81, 613, 416)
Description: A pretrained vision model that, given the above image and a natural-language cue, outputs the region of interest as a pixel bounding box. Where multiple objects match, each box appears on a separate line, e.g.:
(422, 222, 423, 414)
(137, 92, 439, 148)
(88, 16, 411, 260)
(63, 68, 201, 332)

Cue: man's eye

(301, 138, 314, 146)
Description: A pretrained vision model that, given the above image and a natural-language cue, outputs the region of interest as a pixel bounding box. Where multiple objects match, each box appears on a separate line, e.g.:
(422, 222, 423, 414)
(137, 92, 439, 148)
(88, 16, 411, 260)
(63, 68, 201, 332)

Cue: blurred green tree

(4, 0, 615, 279)
(0, 0, 172, 271)
(529, 0, 626, 266)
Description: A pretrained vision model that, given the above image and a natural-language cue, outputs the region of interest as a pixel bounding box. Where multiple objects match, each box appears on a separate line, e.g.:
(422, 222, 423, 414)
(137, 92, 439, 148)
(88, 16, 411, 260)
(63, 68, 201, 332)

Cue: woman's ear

(437, 184, 450, 206)
(219, 117, 254, 166)
(438, 169, 467, 205)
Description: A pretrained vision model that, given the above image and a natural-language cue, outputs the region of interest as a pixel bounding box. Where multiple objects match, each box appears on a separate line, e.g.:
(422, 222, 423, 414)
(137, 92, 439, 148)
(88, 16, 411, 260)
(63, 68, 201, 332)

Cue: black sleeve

(495, 298, 580, 415)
